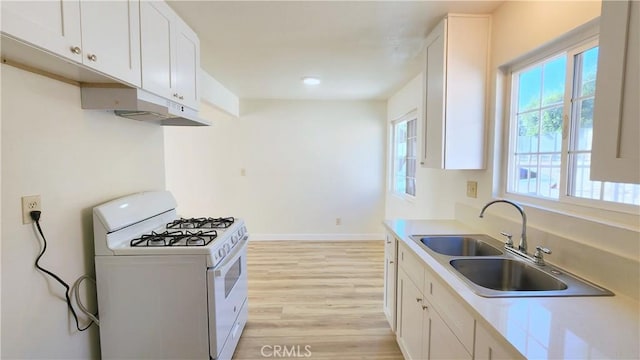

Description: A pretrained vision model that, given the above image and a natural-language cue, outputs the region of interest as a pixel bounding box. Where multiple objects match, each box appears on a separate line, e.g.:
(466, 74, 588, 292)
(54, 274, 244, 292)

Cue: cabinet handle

(422, 305, 429, 310)
(179, 95, 184, 100)
(386, 240, 391, 244)
(173, 93, 179, 98)
(87, 54, 97, 62)
(389, 260, 394, 264)
(416, 298, 422, 303)
(70, 46, 81, 55)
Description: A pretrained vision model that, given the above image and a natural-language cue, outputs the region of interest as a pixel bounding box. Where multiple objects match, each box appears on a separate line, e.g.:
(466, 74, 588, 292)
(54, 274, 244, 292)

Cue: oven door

(207, 236, 248, 359)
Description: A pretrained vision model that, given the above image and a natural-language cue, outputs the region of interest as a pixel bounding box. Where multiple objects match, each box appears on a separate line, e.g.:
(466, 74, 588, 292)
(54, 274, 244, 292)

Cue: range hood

(81, 86, 211, 126)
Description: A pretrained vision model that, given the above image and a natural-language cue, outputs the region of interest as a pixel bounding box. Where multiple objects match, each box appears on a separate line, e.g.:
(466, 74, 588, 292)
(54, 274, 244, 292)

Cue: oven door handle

(214, 235, 248, 276)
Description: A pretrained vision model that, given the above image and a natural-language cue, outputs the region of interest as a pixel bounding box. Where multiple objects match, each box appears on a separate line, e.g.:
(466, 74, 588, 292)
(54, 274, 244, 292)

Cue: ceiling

(168, 1, 503, 100)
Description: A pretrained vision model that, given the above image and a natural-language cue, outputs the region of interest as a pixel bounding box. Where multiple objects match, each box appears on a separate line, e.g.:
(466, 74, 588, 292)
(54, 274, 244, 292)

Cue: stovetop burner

(167, 217, 235, 229)
(130, 230, 218, 247)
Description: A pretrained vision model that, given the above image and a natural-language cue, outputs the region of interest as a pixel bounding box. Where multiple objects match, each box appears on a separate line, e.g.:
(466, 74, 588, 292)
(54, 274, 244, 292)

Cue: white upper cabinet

(1, 0, 141, 87)
(421, 15, 490, 170)
(140, 1, 200, 109)
(591, 0, 640, 184)
(80, 0, 141, 87)
(140, 0, 176, 100)
(1, 0, 82, 63)
(174, 16, 201, 110)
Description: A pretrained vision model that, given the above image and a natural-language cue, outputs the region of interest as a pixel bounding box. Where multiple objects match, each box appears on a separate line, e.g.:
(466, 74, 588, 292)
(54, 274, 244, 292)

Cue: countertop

(384, 219, 640, 359)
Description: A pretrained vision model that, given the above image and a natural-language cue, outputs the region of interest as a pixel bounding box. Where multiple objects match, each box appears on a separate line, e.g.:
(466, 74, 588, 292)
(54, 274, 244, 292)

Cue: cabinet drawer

(398, 242, 424, 291)
(425, 266, 475, 353)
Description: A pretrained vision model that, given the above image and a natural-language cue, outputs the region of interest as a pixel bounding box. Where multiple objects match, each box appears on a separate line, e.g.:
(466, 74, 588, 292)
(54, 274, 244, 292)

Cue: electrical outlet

(466, 181, 478, 198)
(22, 195, 42, 224)
(336, 217, 342, 226)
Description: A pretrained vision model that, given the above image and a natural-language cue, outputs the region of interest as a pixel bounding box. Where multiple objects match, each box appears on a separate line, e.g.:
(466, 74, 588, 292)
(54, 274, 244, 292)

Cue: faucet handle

(499, 232, 514, 247)
(534, 246, 552, 265)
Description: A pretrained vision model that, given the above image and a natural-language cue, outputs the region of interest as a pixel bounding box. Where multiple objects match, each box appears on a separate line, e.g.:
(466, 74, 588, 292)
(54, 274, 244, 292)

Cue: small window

(392, 112, 417, 197)
(506, 39, 640, 208)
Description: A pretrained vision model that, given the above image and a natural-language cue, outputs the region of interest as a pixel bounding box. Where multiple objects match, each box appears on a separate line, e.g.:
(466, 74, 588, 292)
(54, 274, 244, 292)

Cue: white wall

(385, 73, 469, 220)
(199, 69, 240, 117)
(165, 99, 387, 239)
(384, 1, 639, 298)
(1, 65, 166, 359)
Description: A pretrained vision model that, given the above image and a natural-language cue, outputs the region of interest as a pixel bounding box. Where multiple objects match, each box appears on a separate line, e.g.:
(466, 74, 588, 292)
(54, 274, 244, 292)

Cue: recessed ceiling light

(302, 77, 321, 85)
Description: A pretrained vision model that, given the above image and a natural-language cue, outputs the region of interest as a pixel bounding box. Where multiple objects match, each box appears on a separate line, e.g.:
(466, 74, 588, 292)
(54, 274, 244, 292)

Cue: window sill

(390, 191, 416, 204)
(501, 192, 640, 232)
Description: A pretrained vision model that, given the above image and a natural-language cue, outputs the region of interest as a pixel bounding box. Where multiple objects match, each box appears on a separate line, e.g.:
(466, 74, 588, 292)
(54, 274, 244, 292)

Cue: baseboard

(249, 233, 385, 241)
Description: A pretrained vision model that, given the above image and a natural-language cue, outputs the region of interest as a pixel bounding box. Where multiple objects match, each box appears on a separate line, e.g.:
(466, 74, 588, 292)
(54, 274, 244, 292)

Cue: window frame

(503, 33, 639, 215)
(391, 110, 418, 199)
(506, 52, 566, 201)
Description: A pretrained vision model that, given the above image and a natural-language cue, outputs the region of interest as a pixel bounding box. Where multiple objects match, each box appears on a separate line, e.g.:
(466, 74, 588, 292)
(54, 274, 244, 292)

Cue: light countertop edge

(384, 218, 640, 360)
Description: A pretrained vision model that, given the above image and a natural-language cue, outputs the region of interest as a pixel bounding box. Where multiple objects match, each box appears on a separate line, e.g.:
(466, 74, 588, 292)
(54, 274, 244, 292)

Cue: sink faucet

(479, 199, 528, 253)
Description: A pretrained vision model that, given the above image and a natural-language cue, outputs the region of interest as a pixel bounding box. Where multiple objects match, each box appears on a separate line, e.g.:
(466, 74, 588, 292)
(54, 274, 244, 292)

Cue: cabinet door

(383, 234, 397, 331)
(1, 0, 82, 62)
(140, 0, 175, 99)
(174, 17, 200, 109)
(426, 269, 475, 353)
(80, 0, 141, 87)
(422, 18, 446, 169)
(429, 309, 472, 360)
(475, 322, 524, 360)
(443, 15, 490, 169)
(397, 269, 425, 360)
(591, 0, 640, 183)
(422, 15, 489, 170)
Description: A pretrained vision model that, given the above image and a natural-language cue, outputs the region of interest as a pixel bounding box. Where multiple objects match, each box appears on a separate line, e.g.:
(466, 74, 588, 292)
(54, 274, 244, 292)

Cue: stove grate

(167, 217, 235, 229)
(130, 230, 217, 247)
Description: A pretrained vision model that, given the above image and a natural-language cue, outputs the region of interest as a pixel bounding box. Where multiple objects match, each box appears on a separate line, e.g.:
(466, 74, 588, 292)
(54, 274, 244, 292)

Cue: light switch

(466, 181, 478, 198)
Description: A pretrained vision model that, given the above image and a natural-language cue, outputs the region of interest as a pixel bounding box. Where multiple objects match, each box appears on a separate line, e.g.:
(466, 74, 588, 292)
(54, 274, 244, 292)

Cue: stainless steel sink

(410, 235, 503, 256)
(450, 258, 567, 291)
(407, 234, 614, 298)
(449, 258, 613, 298)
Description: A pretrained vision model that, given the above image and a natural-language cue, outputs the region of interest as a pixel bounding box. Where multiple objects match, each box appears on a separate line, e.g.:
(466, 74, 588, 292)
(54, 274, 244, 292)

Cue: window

(392, 112, 417, 197)
(507, 39, 640, 208)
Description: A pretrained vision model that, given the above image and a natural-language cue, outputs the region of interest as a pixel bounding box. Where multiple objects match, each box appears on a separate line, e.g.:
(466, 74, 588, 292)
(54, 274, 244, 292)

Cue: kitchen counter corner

(383, 218, 640, 360)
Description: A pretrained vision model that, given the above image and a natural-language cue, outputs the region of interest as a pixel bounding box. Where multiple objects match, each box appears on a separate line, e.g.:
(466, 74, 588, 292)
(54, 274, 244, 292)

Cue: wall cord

(72, 276, 100, 326)
(30, 210, 98, 331)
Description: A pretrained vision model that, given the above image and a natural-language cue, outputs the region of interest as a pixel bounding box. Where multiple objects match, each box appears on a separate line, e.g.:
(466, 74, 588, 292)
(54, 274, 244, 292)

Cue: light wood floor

(233, 240, 403, 360)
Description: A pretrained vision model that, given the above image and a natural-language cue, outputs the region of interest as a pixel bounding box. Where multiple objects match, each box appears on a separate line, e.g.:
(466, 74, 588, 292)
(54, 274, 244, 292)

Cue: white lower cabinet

(383, 233, 398, 331)
(396, 242, 472, 360)
(397, 268, 425, 360)
(430, 309, 471, 360)
(389, 241, 526, 360)
(475, 322, 525, 360)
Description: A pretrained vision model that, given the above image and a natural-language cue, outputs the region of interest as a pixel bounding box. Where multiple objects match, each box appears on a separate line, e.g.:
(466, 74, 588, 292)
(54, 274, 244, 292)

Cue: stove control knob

(224, 243, 231, 253)
(231, 235, 238, 244)
(218, 248, 225, 258)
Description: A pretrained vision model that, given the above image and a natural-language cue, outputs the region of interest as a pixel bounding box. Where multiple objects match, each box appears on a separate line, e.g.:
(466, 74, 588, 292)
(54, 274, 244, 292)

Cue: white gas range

(93, 191, 248, 360)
